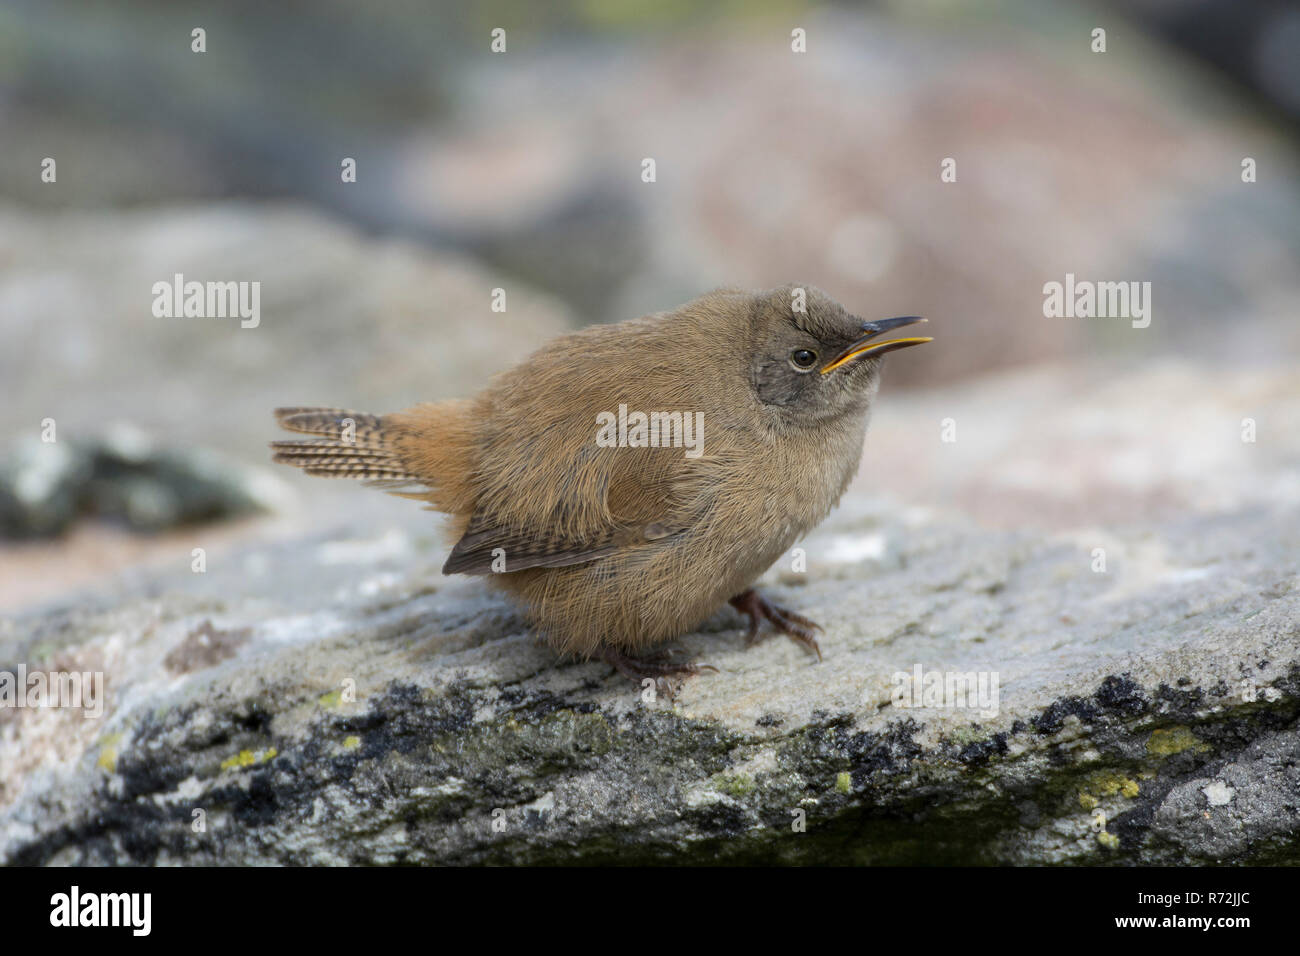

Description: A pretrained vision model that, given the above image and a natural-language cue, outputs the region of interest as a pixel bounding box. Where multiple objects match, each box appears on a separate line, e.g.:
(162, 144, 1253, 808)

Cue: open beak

(820, 316, 931, 374)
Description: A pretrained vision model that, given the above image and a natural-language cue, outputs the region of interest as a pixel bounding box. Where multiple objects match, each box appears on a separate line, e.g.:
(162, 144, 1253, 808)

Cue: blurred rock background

(1, 0, 1297, 608)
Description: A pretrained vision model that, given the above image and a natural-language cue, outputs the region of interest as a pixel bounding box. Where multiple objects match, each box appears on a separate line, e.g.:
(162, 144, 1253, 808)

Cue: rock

(2, 353, 1297, 863)
(853, 358, 1300, 531)
(0, 439, 89, 539)
(0, 425, 276, 539)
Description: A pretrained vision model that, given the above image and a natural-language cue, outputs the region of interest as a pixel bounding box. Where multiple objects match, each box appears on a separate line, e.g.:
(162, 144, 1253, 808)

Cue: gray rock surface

(2, 359, 1296, 865)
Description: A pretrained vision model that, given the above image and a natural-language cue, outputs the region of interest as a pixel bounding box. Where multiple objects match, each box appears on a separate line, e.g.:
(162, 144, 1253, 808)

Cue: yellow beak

(820, 316, 932, 374)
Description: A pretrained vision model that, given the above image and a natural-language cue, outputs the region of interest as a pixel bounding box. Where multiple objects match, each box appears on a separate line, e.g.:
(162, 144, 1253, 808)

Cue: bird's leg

(598, 646, 715, 699)
(728, 588, 822, 661)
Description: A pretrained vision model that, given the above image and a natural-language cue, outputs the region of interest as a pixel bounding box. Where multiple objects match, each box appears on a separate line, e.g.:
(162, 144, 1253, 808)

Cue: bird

(271, 285, 930, 694)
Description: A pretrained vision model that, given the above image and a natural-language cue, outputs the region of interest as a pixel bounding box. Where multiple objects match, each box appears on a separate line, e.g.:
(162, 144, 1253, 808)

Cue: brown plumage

(271, 285, 930, 689)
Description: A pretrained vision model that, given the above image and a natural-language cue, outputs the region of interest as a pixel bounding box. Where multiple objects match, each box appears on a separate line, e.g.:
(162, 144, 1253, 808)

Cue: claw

(598, 646, 714, 699)
(728, 589, 822, 661)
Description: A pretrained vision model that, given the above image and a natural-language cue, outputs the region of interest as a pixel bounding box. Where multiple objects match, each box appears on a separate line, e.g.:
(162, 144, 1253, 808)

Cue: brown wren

(271, 285, 930, 693)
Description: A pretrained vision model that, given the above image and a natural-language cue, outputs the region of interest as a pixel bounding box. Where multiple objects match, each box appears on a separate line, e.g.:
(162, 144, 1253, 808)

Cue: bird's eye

(789, 348, 818, 371)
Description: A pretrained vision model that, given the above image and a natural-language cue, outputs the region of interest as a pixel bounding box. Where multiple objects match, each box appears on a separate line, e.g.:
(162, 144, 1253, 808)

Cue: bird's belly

(503, 414, 868, 656)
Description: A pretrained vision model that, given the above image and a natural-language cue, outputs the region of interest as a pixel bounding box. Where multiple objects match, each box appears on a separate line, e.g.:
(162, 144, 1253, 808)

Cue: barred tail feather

(271, 399, 477, 514)
(270, 407, 422, 483)
(273, 408, 386, 442)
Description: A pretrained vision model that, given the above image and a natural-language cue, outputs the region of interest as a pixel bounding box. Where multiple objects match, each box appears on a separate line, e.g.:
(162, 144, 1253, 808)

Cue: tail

(271, 402, 478, 516)
(270, 407, 422, 485)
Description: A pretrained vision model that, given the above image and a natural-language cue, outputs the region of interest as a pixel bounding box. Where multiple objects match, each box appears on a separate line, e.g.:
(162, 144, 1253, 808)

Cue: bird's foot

(728, 588, 822, 661)
(598, 646, 715, 700)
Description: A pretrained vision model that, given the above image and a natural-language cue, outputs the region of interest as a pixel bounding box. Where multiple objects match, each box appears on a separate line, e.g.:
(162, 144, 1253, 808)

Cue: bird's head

(746, 284, 931, 423)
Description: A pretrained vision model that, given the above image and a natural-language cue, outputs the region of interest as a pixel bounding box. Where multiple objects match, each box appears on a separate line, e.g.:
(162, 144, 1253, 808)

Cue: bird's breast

(701, 410, 870, 582)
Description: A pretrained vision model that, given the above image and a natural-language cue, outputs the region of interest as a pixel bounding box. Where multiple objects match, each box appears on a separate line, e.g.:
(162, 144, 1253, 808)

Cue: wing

(442, 441, 701, 576)
(437, 311, 729, 576)
(442, 514, 681, 575)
